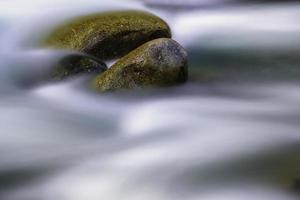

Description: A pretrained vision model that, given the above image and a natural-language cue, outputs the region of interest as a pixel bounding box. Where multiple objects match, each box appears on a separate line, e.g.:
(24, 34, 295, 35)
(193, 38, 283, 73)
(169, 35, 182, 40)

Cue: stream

(0, 0, 300, 199)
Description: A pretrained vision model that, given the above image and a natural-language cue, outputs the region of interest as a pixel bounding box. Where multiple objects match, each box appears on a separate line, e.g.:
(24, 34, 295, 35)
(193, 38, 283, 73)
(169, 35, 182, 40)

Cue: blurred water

(0, 0, 300, 200)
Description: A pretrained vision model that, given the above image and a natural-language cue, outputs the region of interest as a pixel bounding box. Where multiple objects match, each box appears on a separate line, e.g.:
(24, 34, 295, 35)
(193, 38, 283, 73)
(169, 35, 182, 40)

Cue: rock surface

(293, 178, 300, 192)
(51, 53, 107, 81)
(92, 38, 188, 92)
(43, 10, 171, 60)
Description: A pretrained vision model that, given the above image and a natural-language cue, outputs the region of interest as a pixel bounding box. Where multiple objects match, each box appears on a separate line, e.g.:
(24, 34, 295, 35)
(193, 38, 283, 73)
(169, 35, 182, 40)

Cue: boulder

(92, 38, 188, 92)
(43, 10, 171, 60)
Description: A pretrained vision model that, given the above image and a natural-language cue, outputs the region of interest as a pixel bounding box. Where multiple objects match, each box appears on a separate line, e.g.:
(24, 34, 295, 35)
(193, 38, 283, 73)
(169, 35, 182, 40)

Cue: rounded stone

(92, 38, 188, 92)
(51, 53, 107, 81)
(42, 10, 171, 60)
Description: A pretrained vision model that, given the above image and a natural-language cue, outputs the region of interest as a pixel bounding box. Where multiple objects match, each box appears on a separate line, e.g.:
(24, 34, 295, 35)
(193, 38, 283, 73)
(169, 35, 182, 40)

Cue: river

(0, 0, 300, 200)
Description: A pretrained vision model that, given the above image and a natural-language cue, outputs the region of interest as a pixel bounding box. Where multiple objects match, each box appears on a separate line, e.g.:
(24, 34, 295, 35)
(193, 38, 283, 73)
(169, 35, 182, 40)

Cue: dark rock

(293, 177, 300, 192)
(51, 53, 107, 81)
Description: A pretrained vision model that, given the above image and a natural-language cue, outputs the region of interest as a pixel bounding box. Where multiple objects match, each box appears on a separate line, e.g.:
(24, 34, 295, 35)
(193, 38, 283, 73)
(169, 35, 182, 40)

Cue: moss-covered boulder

(92, 38, 188, 92)
(51, 53, 107, 81)
(42, 10, 171, 60)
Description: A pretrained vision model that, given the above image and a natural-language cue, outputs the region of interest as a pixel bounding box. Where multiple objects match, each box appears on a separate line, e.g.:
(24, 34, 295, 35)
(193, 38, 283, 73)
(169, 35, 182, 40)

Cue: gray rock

(92, 38, 188, 92)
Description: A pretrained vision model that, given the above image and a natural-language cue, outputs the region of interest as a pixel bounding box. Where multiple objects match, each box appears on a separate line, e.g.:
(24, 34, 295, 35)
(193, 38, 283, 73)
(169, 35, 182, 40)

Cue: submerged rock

(8, 51, 107, 88)
(51, 53, 107, 81)
(42, 10, 171, 60)
(92, 38, 188, 92)
(293, 178, 300, 192)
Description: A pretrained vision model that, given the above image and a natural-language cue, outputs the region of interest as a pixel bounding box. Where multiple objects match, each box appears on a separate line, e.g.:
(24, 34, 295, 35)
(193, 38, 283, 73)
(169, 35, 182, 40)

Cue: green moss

(92, 38, 188, 92)
(42, 10, 171, 60)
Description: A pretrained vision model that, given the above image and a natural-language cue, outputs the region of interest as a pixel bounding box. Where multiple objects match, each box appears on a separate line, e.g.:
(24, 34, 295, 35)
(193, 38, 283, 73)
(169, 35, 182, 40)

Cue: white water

(0, 1, 300, 200)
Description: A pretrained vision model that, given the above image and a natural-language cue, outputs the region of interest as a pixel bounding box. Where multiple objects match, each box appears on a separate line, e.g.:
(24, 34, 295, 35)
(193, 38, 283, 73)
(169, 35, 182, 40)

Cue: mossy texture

(92, 38, 188, 92)
(43, 10, 171, 60)
(51, 54, 107, 81)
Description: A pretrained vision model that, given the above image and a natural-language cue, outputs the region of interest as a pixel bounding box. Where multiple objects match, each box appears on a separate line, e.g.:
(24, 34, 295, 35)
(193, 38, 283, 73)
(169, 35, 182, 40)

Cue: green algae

(92, 38, 188, 92)
(42, 10, 171, 60)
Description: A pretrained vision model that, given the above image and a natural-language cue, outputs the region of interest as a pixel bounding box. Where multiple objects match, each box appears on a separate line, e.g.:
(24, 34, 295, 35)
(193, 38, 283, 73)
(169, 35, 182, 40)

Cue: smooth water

(0, 0, 300, 200)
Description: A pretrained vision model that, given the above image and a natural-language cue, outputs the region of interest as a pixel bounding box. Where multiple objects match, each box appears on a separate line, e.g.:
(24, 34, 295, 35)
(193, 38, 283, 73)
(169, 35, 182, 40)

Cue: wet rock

(293, 178, 300, 192)
(8, 51, 107, 88)
(42, 10, 171, 60)
(92, 38, 188, 92)
(51, 53, 107, 81)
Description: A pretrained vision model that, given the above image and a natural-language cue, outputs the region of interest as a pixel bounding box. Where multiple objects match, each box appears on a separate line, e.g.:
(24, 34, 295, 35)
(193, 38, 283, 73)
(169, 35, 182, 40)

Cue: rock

(51, 53, 107, 81)
(7, 51, 107, 88)
(42, 10, 171, 60)
(293, 178, 300, 192)
(92, 38, 188, 92)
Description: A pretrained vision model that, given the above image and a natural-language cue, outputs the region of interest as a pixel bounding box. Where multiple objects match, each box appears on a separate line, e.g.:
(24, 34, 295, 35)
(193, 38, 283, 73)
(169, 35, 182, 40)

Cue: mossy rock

(92, 38, 188, 92)
(51, 53, 107, 81)
(42, 10, 171, 60)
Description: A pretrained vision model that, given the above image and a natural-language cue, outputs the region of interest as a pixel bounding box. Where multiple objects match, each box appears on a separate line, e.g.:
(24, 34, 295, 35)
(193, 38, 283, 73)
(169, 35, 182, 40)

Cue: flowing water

(0, 0, 300, 199)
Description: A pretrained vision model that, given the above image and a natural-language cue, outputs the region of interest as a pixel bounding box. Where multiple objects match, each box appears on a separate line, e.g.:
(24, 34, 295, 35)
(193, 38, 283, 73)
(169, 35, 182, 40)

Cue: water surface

(0, 0, 300, 200)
